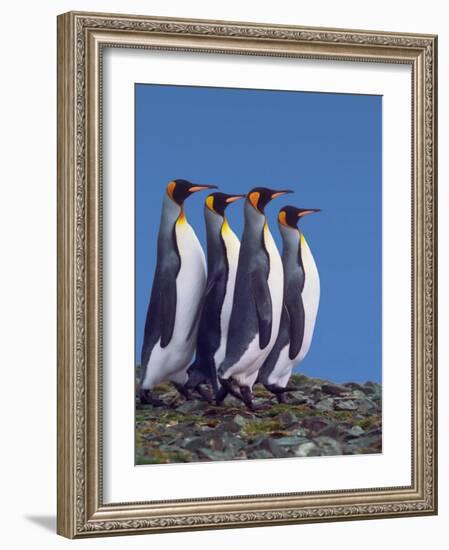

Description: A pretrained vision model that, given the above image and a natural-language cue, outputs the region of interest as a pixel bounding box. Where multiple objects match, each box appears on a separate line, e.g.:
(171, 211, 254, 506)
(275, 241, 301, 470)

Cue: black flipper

(186, 272, 219, 341)
(256, 305, 290, 385)
(159, 273, 178, 348)
(285, 289, 305, 360)
(250, 270, 272, 349)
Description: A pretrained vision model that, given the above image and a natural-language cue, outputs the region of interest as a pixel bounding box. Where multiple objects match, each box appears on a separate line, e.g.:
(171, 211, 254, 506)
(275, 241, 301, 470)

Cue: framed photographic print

(57, 11, 438, 538)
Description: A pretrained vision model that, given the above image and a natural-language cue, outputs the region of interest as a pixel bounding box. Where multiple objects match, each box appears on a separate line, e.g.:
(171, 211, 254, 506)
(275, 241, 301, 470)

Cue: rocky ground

(135, 373, 382, 464)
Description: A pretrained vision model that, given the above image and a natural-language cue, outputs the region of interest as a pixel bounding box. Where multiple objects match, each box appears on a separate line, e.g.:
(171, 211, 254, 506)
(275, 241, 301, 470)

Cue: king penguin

(257, 206, 321, 402)
(216, 187, 293, 410)
(139, 179, 217, 406)
(186, 192, 245, 399)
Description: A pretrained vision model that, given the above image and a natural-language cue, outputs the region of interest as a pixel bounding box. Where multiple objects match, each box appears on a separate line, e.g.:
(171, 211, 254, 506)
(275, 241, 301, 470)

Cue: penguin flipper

(285, 293, 305, 360)
(250, 270, 272, 349)
(257, 306, 290, 384)
(159, 275, 177, 348)
(186, 272, 219, 341)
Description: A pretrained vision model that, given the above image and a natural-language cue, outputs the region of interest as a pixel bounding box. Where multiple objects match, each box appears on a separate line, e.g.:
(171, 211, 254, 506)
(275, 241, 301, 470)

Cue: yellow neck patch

(177, 207, 187, 226)
(221, 217, 231, 236)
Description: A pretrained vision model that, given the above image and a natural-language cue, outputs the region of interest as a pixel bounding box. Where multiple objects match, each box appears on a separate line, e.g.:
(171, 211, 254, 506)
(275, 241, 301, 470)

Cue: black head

(205, 192, 245, 216)
(278, 205, 321, 228)
(247, 187, 293, 213)
(166, 179, 217, 205)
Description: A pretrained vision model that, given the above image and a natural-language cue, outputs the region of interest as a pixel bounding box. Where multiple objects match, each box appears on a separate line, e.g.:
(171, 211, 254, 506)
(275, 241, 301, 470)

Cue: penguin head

(205, 192, 245, 217)
(278, 205, 321, 229)
(247, 187, 293, 213)
(166, 179, 217, 206)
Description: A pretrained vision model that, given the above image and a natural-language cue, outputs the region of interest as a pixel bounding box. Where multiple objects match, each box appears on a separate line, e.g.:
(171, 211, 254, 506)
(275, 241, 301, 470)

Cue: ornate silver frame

(57, 11, 438, 538)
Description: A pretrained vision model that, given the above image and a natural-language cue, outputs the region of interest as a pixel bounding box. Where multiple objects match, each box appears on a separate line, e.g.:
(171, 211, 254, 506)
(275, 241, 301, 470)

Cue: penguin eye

(248, 191, 260, 211)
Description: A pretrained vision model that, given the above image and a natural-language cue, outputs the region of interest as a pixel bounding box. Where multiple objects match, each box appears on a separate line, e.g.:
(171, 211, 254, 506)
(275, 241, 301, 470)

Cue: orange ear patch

(249, 191, 260, 211)
(167, 181, 176, 199)
(205, 195, 215, 212)
(278, 211, 288, 226)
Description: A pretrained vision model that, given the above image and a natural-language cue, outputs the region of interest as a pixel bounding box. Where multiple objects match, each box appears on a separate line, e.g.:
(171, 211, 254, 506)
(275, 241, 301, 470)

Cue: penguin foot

(219, 377, 243, 401)
(172, 382, 192, 401)
(215, 386, 228, 405)
(195, 384, 214, 403)
(264, 383, 296, 395)
(276, 392, 288, 404)
(139, 389, 165, 407)
(240, 386, 267, 411)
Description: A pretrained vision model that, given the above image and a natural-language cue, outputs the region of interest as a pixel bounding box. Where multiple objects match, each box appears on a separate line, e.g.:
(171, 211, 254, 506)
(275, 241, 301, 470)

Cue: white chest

(213, 225, 240, 366)
(297, 234, 320, 361)
(173, 220, 207, 341)
(264, 224, 284, 345)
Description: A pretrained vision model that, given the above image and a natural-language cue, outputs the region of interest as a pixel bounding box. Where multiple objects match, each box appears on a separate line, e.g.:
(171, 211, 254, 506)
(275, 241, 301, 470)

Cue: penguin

(257, 206, 321, 402)
(186, 192, 245, 399)
(216, 187, 293, 410)
(139, 179, 217, 406)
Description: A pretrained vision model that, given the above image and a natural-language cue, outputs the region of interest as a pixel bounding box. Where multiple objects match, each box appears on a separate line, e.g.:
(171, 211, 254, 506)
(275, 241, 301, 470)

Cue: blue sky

(135, 83, 382, 383)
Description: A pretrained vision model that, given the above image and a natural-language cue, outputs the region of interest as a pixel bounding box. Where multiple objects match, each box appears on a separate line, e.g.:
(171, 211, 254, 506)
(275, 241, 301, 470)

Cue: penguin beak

(271, 189, 294, 199)
(225, 194, 245, 203)
(297, 208, 321, 217)
(189, 184, 218, 193)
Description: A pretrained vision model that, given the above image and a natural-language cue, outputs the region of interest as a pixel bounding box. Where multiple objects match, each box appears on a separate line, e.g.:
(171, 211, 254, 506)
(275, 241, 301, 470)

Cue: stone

(283, 421, 304, 432)
(176, 400, 206, 414)
(350, 389, 367, 400)
(343, 382, 365, 392)
(197, 448, 232, 461)
(366, 427, 382, 437)
(248, 437, 290, 458)
(294, 441, 320, 457)
(316, 422, 343, 439)
(277, 410, 298, 428)
(353, 398, 378, 415)
(313, 436, 343, 456)
(248, 449, 273, 460)
(184, 436, 210, 452)
(321, 383, 348, 396)
(275, 435, 309, 447)
(315, 398, 335, 411)
(348, 425, 365, 437)
(222, 435, 246, 454)
(233, 414, 250, 427)
(311, 391, 325, 403)
(300, 417, 331, 433)
(334, 399, 357, 411)
(221, 420, 241, 433)
(345, 434, 382, 453)
(363, 382, 382, 396)
(288, 391, 310, 405)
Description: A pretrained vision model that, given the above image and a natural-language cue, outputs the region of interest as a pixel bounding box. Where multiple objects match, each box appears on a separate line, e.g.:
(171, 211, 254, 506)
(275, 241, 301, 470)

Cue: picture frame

(57, 11, 438, 538)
